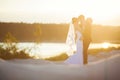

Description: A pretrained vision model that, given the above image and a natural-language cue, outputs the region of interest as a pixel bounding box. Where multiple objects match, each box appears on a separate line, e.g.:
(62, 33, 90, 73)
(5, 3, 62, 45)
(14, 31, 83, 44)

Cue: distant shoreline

(0, 23, 120, 43)
(0, 41, 120, 44)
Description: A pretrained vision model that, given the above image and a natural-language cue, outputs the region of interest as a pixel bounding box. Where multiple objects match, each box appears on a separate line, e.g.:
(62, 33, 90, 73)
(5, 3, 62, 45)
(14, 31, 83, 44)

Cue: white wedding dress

(64, 24, 83, 65)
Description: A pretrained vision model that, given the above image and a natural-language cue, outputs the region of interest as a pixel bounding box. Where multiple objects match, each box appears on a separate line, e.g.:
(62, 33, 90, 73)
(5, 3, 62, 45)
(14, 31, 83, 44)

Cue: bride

(64, 17, 83, 65)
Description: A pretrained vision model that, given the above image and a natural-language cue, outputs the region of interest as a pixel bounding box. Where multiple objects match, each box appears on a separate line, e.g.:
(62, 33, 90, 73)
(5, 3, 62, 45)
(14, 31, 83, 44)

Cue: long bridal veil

(66, 23, 76, 56)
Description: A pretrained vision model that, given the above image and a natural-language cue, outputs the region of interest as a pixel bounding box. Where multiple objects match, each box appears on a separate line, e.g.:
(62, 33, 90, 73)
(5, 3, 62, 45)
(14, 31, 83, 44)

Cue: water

(0, 42, 120, 58)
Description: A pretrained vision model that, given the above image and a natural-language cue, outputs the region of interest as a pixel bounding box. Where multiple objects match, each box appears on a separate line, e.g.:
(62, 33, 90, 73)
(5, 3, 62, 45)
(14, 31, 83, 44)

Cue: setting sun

(0, 0, 120, 25)
(102, 42, 110, 49)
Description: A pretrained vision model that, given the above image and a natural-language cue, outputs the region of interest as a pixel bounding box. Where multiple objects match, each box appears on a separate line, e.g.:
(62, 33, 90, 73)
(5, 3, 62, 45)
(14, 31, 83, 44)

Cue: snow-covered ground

(0, 50, 120, 80)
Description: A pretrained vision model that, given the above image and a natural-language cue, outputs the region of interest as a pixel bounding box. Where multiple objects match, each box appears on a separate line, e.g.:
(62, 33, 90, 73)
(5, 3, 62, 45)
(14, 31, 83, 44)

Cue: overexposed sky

(0, 0, 120, 25)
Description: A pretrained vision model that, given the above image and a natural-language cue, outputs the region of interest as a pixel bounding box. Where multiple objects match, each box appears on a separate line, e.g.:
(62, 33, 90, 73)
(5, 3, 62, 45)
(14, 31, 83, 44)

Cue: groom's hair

(78, 15, 85, 20)
(86, 18, 93, 24)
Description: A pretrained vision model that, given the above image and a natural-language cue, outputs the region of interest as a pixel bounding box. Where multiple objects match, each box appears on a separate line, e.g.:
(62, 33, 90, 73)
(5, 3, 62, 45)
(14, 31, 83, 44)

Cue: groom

(78, 15, 92, 64)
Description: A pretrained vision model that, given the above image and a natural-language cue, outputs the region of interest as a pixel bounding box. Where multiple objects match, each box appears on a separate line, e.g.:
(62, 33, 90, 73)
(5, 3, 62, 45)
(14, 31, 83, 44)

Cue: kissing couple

(64, 15, 93, 65)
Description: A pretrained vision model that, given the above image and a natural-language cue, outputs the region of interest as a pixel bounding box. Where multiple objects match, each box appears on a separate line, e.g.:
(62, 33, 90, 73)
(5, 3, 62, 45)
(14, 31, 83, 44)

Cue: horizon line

(0, 21, 120, 27)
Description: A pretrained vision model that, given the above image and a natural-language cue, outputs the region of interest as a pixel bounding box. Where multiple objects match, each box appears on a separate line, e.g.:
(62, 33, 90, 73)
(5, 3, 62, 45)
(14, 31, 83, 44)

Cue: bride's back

(76, 30, 82, 41)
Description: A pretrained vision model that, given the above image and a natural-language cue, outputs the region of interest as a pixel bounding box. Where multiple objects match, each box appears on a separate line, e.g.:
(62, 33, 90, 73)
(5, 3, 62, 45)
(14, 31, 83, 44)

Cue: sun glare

(102, 42, 110, 49)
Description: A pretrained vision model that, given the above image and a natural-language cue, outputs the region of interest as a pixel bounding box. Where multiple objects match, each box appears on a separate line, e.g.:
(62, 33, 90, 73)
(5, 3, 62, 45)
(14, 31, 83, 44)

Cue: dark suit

(83, 23, 92, 64)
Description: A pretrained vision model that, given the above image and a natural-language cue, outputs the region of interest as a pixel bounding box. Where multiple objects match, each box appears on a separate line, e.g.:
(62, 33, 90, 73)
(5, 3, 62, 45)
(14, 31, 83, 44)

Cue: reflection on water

(0, 42, 120, 58)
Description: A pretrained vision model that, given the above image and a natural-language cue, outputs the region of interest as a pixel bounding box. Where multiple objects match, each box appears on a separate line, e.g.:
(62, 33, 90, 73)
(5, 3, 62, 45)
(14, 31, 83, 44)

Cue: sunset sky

(0, 0, 120, 25)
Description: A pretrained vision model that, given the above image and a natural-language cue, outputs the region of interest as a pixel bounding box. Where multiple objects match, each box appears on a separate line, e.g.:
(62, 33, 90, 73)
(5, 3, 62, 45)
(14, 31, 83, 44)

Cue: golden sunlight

(102, 42, 110, 49)
(0, 0, 120, 25)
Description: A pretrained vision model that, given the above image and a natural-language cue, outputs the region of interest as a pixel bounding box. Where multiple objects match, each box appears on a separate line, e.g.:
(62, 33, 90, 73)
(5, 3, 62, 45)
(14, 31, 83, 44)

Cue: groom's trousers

(83, 39, 90, 64)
